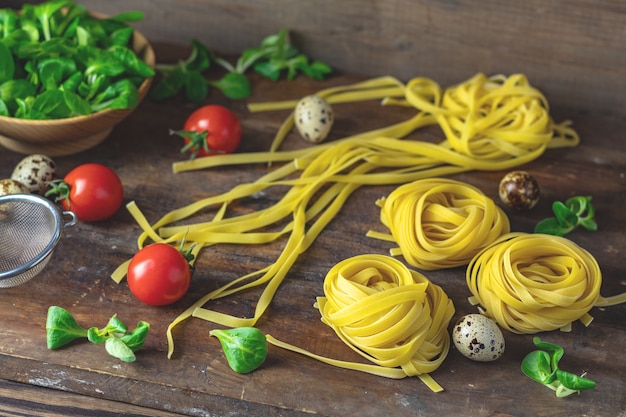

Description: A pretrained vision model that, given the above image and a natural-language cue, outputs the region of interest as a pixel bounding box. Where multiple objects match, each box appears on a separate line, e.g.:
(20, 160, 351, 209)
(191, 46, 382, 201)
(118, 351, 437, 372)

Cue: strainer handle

(63, 211, 78, 228)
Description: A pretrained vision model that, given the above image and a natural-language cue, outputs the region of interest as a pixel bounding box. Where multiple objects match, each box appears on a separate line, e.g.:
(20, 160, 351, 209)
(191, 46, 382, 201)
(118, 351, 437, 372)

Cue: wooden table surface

(0, 43, 624, 417)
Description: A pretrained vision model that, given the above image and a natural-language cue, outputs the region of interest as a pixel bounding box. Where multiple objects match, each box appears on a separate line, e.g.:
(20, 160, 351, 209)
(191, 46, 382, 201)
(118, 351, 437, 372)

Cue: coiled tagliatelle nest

(317, 255, 454, 389)
(369, 178, 510, 270)
(466, 232, 602, 334)
(267, 254, 455, 392)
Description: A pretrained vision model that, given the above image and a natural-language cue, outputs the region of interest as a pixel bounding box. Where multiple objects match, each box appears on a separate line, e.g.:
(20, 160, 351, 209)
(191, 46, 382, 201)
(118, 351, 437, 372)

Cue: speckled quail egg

(11, 154, 57, 195)
(0, 178, 29, 196)
(294, 95, 334, 143)
(452, 314, 505, 362)
(498, 170, 540, 211)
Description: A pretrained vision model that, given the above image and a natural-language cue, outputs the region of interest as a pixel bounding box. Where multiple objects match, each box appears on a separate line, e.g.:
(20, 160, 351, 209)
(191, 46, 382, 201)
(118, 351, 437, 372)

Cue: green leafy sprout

(151, 28, 332, 101)
(46, 306, 150, 362)
(534, 196, 597, 236)
(210, 327, 268, 373)
(521, 337, 596, 397)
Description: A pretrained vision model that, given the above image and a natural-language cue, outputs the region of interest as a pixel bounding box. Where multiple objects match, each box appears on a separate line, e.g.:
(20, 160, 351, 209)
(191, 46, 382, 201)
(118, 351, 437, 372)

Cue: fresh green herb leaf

(109, 11, 145, 23)
(551, 201, 579, 228)
(152, 28, 331, 101)
(0, 99, 9, 116)
(208, 72, 251, 100)
(183, 70, 209, 102)
(534, 196, 597, 236)
(46, 306, 150, 362)
(0, 41, 15, 83)
(521, 337, 596, 397)
(105, 337, 137, 362)
(210, 327, 268, 374)
(46, 306, 89, 349)
(150, 67, 185, 101)
(119, 321, 151, 352)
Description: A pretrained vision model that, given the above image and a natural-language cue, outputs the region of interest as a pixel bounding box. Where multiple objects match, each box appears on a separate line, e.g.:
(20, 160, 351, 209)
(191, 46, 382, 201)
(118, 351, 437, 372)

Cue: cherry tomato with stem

(45, 163, 123, 222)
(170, 104, 242, 159)
(127, 243, 194, 306)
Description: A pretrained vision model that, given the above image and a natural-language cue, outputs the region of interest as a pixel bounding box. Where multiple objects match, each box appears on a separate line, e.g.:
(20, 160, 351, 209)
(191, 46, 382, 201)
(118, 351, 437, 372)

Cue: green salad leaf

(534, 196, 597, 236)
(46, 306, 150, 363)
(152, 28, 331, 101)
(521, 337, 596, 397)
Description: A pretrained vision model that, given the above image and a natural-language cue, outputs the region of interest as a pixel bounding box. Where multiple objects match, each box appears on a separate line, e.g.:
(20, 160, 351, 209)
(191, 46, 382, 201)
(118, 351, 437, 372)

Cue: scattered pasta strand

(368, 178, 510, 270)
(114, 73, 582, 361)
(466, 233, 605, 334)
(266, 254, 454, 392)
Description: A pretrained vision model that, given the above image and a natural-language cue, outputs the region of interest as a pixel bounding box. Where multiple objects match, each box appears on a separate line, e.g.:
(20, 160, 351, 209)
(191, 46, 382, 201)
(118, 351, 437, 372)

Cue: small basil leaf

(533, 217, 572, 236)
(119, 321, 151, 352)
(532, 337, 564, 370)
(108, 45, 155, 78)
(64, 90, 91, 116)
(521, 350, 555, 384)
(0, 41, 15, 83)
(556, 369, 596, 391)
(109, 11, 145, 23)
(109, 27, 134, 47)
(105, 337, 137, 362)
(209, 72, 251, 99)
(46, 306, 89, 349)
(0, 99, 8, 116)
(150, 68, 185, 101)
(87, 327, 108, 344)
(31, 89, 72, 118)
(183, 70, 208, 102)
(210, 327, 268, 374)
(186, 39, 212, 72)
(105, 315, 129, 335)
(552, 201, 579, 227)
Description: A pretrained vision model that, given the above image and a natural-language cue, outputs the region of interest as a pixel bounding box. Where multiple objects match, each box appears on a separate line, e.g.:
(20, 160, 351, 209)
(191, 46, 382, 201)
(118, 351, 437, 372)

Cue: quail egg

(0, 178, 29, 196)
(498, 170, 540, 211)
(452, 314, 505, 362)
(294, 95, 334, 143)
(11, 154, 57, 195)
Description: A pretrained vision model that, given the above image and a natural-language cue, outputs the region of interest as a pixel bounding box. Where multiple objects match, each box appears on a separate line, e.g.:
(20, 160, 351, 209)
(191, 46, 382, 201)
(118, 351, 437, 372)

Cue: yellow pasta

(114, 73, 581, 360)
(368, 178, 510, 270)
(466, 232, 607, 334)
(267, 254, 454, 392)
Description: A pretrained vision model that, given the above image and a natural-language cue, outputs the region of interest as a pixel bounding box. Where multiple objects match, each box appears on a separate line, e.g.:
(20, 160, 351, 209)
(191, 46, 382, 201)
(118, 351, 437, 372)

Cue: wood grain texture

(1, 49, 625, 414)
(73, 0, 626, 118)
(0, 379, 187, 417)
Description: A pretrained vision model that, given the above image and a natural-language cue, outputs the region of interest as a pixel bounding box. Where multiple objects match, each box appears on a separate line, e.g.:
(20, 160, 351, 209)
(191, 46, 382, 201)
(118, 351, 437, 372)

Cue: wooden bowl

(0, 27, 155, 157)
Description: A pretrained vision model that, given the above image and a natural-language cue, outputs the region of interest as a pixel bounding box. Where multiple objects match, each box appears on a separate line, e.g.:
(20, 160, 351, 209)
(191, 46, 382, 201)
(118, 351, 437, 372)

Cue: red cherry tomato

(180, 105, 242, 157)
(127, 243, 192, 306)
(52, 163, 123, 222)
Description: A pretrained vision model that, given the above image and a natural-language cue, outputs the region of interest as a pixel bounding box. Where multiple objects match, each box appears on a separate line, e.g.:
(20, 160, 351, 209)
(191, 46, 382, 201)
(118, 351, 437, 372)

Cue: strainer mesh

(0, 200, 57, 288)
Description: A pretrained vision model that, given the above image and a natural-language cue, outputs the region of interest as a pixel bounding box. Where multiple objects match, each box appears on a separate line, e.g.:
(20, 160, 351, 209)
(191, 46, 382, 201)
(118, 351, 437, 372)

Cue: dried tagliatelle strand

(367, 178, 510, 270)
(248, 76, 407, 153)
(266, 254, 454, 392)
(466, 232, 610, 334)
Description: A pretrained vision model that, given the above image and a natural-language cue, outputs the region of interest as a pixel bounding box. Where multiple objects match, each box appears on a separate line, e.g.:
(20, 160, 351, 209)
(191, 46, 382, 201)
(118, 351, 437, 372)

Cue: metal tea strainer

(0, 193, 77, 288)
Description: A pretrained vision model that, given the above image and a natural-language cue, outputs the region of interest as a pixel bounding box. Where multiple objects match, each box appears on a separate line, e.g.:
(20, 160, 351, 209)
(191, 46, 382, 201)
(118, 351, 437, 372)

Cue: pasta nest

(374, 178, 510, 270)
(316, 254, 455, 377)
(466, 232, 602, 334)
